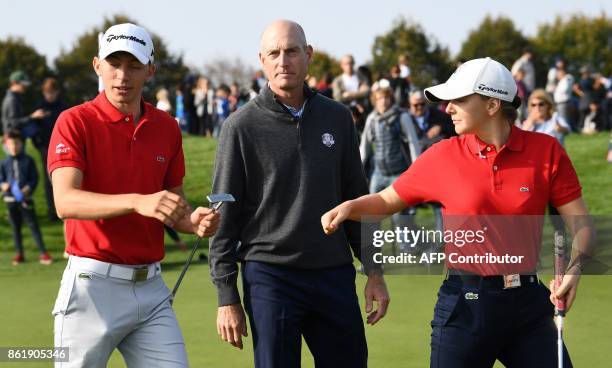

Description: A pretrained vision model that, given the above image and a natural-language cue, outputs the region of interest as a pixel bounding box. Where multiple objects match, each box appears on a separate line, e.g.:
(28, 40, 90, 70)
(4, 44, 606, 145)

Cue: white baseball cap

(424, 57, 521, 108)
(99, 23, 154, 64)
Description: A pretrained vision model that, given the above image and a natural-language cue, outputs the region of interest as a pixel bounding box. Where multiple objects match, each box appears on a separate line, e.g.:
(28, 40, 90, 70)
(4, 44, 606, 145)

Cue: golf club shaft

(554, 230, 566, 368)
(557, 316, 563, 368)
(170, 201, 224, 304)
(171, 236, 202, 303)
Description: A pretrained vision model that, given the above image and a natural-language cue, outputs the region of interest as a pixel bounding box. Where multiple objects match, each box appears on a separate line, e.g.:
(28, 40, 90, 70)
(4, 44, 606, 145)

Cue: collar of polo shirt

(94, 91, 149, 124)
(466, 125, 525, 156)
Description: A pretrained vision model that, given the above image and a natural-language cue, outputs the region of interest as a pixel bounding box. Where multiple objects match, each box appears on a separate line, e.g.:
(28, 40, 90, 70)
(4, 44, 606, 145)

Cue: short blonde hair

(156, 88, 169, 101)
(527, 89, 555, 116)
(371, 85, 394, 106)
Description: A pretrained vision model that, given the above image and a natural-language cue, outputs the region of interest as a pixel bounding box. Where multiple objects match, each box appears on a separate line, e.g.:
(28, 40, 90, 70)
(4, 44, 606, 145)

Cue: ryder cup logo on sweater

(322, 133, 335, 147)
(55, 143, 71, 154)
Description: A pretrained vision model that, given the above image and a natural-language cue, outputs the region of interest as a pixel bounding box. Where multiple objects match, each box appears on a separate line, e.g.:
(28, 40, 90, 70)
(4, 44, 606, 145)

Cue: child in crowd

(214, 84, 231, 138)
(1, 129, 52, 265)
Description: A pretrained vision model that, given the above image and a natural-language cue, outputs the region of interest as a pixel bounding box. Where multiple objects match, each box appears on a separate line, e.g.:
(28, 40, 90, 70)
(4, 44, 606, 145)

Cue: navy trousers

(242, 261, 367, 368)
(7, 201, 47, 256)
(431, 278, 573, 368)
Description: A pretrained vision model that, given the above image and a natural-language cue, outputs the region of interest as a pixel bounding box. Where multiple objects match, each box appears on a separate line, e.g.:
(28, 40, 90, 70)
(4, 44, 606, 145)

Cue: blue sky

(1, 0, 609, 70)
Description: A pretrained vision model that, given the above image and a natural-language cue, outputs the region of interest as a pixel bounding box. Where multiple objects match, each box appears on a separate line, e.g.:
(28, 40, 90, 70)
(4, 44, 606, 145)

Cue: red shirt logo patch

(55, 143, 71, 154)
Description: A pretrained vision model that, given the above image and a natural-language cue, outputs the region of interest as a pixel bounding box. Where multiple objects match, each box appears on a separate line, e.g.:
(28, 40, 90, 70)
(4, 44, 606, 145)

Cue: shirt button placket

(493, 163, 502, 190)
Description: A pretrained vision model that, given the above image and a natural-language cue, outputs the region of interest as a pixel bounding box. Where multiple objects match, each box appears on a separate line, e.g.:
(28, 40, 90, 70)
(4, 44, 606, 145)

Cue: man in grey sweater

(210, 19, 389, 368)
(1, 71, 48, 135)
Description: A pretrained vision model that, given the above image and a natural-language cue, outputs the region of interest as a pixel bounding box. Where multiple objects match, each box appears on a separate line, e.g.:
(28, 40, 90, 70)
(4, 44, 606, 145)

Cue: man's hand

(549, 273, 580, 313)
(21, 185, 31, 195)
(217, 303, 248, 349)
(426, 125, 442, 139)
(190, 207, 220, 237)
(364, 273, 390, 325)
(321, 201, 353, 235)
(30, 109, 49, 119)
(0, 182, 9, 192)
(132, 190, 189, 227)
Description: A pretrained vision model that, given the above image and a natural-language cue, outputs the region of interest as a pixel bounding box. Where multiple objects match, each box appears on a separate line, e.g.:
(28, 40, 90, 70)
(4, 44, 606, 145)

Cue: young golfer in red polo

(322, 57, 592, 367)
(48, 23, 219, 367)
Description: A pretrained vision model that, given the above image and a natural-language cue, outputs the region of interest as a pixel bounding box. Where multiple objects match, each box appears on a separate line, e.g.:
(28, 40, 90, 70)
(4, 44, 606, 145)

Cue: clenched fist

(133, 190, 189, 227)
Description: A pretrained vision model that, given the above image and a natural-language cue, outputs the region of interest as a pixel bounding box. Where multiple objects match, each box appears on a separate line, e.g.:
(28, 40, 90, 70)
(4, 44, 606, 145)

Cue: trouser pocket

(431, 282, 461, 327)
(51, 268, 76, 316)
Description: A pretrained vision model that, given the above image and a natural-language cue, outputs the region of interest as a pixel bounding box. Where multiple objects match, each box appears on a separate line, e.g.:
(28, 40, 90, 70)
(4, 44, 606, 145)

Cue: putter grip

(554, 231, 566, 314)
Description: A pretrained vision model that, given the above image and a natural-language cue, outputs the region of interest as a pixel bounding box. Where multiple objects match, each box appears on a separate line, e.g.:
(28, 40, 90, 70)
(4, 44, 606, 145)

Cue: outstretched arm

(52, 167, 188, 225)
(321, 185, 407, 235)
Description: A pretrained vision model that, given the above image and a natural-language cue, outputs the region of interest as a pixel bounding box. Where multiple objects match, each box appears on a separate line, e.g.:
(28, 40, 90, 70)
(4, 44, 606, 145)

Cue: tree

(54, 14, 190, 105)
(457, 15, 529, 69)
(0, 37, 51, 111)
(371, 17, 453, 89)
(202, 57, 255, 88)
(308, 50, 341, 80)
(531, 12, 612, 77)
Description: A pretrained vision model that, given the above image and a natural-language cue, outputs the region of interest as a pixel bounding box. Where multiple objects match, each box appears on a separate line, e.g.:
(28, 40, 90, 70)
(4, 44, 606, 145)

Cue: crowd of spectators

(2, 48, 612, 265)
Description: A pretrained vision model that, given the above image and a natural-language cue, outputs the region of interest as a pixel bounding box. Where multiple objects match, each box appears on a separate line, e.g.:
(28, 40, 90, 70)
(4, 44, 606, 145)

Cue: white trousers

(52, 256, 188, 368)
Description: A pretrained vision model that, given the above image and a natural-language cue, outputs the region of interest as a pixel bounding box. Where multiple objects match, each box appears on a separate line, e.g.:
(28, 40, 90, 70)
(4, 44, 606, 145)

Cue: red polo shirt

(48, 92, 185, 264)
(392, 125, 582, 275)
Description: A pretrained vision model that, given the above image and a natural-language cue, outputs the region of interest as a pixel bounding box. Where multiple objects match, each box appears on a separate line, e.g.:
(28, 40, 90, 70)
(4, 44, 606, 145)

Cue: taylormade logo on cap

(99, 23, 154, 64)
(477, 84, 509, 96)
(424, 57, 521, 108)
(106, 34, 147, 47)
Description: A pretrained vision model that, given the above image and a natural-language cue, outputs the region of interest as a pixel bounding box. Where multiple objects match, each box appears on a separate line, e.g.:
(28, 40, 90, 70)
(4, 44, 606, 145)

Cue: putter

(170, 193, 235, 305)
(553, 230, 566, 368)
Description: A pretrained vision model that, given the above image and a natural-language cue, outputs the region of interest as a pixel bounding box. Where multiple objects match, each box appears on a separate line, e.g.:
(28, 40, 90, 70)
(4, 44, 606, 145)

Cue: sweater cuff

(362, 255, 383, 275)
(216, 282, 241, 307)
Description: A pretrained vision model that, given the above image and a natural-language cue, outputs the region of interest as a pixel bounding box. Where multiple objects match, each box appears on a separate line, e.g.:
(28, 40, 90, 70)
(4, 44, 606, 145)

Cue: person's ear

(147, 63, 156, 80)
(92, 57, 102, 77)
(486, 98, 501, 116)
(305, 45, 313, 65)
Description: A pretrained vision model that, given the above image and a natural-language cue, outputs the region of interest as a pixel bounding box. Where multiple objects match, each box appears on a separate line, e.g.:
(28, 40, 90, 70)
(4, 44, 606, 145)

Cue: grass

(0, 132, 610, 367)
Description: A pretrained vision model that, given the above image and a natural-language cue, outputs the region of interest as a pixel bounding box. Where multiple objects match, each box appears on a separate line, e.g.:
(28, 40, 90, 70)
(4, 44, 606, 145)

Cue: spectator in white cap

(48, 23, 219, 367)
(322, 57, 592, 367)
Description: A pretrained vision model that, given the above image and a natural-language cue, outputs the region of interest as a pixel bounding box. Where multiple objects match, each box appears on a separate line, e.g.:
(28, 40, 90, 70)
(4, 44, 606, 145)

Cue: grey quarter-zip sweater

(210, 83, 380, 306)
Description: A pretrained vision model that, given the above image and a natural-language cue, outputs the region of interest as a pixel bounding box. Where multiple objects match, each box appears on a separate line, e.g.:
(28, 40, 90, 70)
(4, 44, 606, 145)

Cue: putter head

(207, 193, 236, 210)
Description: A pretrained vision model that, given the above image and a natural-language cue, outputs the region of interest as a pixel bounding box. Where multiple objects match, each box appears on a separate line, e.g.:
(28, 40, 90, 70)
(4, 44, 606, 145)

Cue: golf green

(0, 132, 610, 367)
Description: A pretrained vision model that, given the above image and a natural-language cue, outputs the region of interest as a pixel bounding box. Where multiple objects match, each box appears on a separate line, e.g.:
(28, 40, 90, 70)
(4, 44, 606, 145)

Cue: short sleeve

(550, 142, 582, 208)
(392, 142, 442, 207)
(163, 123, 185, 189)
(47, 110, 87, 175)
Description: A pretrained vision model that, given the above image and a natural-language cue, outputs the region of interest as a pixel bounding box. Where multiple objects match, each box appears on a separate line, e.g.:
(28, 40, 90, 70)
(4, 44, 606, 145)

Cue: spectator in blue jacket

(1, 129, 52, 265)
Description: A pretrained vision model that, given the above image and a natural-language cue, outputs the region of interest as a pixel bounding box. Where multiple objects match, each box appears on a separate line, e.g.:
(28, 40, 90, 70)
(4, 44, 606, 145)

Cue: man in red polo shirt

(48, 23, 219, 367)
(322, 58, 593, 367)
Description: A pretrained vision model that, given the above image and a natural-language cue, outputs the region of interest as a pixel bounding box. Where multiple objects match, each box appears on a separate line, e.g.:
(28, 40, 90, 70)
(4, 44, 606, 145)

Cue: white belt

(68, 255, 161, 282)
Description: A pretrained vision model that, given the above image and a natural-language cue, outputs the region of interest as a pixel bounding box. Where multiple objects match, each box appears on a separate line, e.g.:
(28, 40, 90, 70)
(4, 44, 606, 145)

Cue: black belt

(446, 272, 539, 289)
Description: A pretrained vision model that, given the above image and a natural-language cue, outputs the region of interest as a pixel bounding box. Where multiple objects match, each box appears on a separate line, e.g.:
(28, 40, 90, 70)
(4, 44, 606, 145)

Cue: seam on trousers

(434, 326, 442, 368)
(55, 314, 66, 368)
